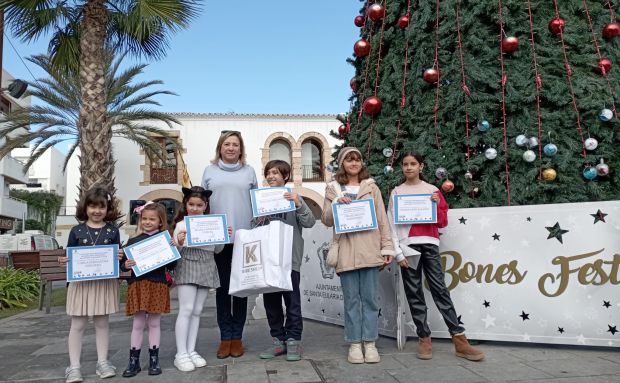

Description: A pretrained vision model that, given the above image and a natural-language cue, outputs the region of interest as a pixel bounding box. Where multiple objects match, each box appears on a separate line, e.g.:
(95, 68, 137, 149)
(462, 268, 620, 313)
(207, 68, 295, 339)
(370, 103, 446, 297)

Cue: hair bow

(133, 201, 154, 215)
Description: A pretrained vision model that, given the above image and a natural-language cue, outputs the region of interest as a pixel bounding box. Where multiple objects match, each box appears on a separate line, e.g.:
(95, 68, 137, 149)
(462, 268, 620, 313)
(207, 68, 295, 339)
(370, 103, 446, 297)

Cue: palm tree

(0, 0, 200, 195)
(0, 53, 180, 180)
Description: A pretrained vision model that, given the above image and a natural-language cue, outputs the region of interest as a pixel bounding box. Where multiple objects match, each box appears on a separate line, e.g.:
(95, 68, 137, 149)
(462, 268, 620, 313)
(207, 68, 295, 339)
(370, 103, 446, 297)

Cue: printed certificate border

(124, 231, 181, 277)
(332, 199, 378, 234)
(67, 244, 119, 282)
(184, 214, 230, 246)
(250, 187, 296, 217)
(393, 193, 437, 224)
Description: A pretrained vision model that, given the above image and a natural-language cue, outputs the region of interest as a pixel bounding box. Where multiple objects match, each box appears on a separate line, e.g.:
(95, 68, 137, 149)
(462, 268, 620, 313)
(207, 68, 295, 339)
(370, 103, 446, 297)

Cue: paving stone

(524, 356, 620, 378)
(388, 365, 488, 383)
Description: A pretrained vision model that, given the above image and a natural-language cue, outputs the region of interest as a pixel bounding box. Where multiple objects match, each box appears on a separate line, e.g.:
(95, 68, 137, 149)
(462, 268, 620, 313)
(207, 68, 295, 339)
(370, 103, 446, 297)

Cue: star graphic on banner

(337, 312, 341, 317)
(526, 217, 532, 222)
(522, 333, 531, 341)
(576, 334, 586, 344)
(321, 308, 325, 314)
(457, 315, 464, 325)
(608, 325, 618, 335)
(378, 308, 382, 317)
(459, 216, 467, 224)
(602, 300, 612, 308)
(590, 209, 608, 224)
(382, 317, 389, 327)
(492, 233, 501, 241)
(558, 327, 565, 334)
(307, 298, 311, 302)
(481, 314, 496, 328)
(520, 311, 530, 321)
(546, 222, 569, 244)
(304, 255, 310, 263)
(483, 300, 491, 308)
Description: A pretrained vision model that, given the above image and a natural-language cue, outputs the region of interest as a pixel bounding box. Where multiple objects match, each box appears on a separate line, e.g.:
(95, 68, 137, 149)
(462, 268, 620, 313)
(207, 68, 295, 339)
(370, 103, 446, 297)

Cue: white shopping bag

(229, 220, 293, 297)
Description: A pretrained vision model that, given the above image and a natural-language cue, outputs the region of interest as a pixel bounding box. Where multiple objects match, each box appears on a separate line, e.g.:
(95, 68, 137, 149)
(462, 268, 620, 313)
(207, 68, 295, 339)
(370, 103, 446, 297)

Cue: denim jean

(339, 267, 380, 343)
(214, 244, 247, 340)
(263, 270, 302, 341)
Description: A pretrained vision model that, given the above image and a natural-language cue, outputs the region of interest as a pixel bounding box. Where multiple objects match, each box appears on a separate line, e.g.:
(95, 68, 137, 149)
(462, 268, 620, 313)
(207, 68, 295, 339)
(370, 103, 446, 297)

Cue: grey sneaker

(95, 360, 116, 379)
(258, 338, 286, 359)
(286, 338, 302, 362)
(65, 367, 83, 383)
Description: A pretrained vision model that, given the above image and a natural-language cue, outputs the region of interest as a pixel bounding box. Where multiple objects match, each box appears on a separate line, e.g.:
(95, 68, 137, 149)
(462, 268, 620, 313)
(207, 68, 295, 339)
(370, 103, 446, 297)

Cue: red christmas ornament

(441, 179, 455, 193)
(398, 15, 410, 29)
(338, 124, 347, 137)
(350, 77, 357, 92)
(596, 58, 612, 75)
(548, 17, 565, 35)
(362, 96, 382, 116)
(501, 36, 519, 53)
(345, 122, 351, 134)
(354, 39, 371, 57)
(423, 68, 440, 83)
(367, 4, 385, 21)
(354, 15, 365, 27)
(602, 22, 620, 39)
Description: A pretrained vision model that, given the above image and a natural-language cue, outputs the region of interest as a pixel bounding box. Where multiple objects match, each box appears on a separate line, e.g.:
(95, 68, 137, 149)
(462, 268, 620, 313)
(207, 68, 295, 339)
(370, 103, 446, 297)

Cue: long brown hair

(75, 186, 121, 223)
(211, 131, 246, 165)
(399, 151, 427, 182)
(334, 150, 370, 185)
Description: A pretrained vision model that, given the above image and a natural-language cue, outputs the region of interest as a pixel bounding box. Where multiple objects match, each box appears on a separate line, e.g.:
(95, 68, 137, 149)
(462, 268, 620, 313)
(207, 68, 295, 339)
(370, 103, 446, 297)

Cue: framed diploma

(184, 214, 230, 246)
(393, 194, 437, 224)
(123, 231, 181, 277)
(332, 199, 378, 234)
(67, 245, 119, 282)
(250, 187, 296, 217)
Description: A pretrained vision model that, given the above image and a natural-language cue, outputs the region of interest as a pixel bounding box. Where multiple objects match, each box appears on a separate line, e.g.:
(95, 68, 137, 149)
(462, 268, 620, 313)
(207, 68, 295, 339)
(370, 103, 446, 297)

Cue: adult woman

(202, 131, 257, 359)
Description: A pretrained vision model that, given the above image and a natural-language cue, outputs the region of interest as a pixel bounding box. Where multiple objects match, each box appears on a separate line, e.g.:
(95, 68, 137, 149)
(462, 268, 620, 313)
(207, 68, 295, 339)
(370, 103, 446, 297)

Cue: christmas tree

(337, 0, 620, 207)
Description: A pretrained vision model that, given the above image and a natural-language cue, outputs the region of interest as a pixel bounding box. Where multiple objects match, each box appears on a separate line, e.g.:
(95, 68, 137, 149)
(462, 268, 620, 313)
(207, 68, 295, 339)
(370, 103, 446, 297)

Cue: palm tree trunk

(77, 0, 114, 197)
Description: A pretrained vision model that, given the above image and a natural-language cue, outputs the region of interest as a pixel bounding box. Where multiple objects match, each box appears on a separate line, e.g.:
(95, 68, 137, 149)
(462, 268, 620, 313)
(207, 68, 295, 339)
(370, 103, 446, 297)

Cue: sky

(2, 1, 362, 115)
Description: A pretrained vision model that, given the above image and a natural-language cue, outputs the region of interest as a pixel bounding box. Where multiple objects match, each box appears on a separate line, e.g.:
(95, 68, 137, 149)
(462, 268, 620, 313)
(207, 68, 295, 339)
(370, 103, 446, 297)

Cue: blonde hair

(133, 203, 168, 237)
(211, 131, 246, 165)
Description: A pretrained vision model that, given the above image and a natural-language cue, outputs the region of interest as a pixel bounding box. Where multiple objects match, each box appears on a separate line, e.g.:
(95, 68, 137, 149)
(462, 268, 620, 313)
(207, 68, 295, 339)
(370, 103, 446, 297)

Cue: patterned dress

(173, 221, 220, 288)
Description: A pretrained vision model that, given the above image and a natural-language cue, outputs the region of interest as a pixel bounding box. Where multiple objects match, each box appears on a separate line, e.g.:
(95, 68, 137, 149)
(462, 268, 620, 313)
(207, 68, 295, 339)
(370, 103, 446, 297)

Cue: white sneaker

(65, 367, 83, 383)
(363, 341, 380, 363)
(95, 360, 116, 379)
(174, 353, 195, 372)
(189, 351, 207, 368)
(347, 343, 364, 364)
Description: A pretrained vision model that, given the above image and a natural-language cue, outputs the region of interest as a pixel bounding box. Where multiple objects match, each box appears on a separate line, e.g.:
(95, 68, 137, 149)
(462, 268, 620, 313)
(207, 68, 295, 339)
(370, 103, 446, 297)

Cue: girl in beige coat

(321, 147, 394, 364)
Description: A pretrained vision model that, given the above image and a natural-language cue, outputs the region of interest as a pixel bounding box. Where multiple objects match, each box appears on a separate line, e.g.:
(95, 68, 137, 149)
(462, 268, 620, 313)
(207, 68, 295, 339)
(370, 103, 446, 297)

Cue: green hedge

(0, 268, 40, 309)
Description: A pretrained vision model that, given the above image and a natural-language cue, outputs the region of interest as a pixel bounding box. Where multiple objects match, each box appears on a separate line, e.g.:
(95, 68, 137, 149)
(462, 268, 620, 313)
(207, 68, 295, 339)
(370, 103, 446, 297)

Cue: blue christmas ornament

(543, 143, 558, 156)
(477, 120, 491, 132)
(583, 166, 597, 180)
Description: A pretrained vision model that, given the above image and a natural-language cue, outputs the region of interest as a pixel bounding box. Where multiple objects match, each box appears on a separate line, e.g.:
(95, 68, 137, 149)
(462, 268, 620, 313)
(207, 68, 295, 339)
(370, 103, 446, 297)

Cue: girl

(59, 187, 122, 383)
(202, 131, 257, 358)
(321, 147, 394, 364)
(119, 202, 173, 377)
(387, 151, 484, 361)
(172, 186, 227, 372)
(257, 160, 315, 362)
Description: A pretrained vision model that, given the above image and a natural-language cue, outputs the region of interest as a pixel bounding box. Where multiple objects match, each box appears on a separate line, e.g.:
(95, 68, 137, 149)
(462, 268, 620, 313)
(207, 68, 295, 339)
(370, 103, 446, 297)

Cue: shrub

(0, 268, 40, 309)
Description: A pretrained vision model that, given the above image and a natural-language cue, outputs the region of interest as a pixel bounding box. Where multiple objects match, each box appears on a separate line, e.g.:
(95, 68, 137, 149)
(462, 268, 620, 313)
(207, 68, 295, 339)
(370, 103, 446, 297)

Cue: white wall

(11, 147, 67, 202)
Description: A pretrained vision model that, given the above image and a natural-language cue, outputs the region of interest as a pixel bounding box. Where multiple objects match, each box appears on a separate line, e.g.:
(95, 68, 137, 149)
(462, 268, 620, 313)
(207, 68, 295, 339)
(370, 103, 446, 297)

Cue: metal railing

(150, 167, 178, 184)
(302, 165, 323, 182)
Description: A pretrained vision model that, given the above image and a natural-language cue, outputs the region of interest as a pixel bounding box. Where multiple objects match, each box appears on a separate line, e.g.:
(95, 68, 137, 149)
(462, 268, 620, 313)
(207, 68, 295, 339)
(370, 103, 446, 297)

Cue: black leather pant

(401, 244, 465, 337)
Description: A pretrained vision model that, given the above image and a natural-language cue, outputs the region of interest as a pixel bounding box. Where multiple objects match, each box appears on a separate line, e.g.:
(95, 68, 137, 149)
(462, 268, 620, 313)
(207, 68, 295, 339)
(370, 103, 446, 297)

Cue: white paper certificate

(67, 245, 119, 282)
(250, 187, 296, 217)
(124, 231, 181, 277)
(393, 194, 437, 224)
(332, 199, 378, 234)
(185, 214, 229, 246)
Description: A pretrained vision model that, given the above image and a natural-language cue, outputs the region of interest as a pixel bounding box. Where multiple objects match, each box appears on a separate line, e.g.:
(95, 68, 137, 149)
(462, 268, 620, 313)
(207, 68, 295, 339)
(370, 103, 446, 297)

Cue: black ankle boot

(148, 346, 162, 375)
(122, 348, 141, 378)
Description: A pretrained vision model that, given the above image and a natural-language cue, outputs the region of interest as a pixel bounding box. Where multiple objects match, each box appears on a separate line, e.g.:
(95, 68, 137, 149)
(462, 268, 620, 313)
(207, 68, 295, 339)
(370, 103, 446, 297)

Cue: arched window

(269, 139, 291, 164)
(301, 139, 323, 182)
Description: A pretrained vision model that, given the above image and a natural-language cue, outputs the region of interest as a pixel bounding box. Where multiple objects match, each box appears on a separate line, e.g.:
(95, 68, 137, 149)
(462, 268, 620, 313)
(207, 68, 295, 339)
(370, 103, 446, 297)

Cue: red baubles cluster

(367, 3, 385, 21)
(501, 36, 519, 53)
(354, 39, 371, 57)
(423, 68, 439, 83)
(398, 15, 410, 29)
(603, 22, 620, 39)
(362, 96, 382, 116)
(338, 122, 351, 137)
(548, 17, 565, 35)
(441, 179, 455, 193)
(354, 15, 365, 27)
(596, 58, 612, 75)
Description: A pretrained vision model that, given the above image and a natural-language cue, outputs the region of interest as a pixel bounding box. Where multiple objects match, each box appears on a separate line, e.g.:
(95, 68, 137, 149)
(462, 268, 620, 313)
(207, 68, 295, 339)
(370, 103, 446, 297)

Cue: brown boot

(452, 334, 484, 361)
(416, 337, 432, 360)
(217, 340, 231, 359)
(230, 339, 244, 357)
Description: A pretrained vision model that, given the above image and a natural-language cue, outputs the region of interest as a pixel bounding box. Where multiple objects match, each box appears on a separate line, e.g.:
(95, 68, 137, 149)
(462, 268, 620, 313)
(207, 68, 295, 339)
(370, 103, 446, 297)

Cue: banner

(300, 200, 619, 347)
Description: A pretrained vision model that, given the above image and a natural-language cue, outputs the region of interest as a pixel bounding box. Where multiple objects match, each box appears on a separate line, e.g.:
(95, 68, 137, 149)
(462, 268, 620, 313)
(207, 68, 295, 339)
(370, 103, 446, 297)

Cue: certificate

(393, 194, 437, 224)
(185, 214, 229, 246)
(124, 231, 181, 277)
(332, 199, 378, 234)
(67, 245, 119, 282)
(250, 187, 296, 217)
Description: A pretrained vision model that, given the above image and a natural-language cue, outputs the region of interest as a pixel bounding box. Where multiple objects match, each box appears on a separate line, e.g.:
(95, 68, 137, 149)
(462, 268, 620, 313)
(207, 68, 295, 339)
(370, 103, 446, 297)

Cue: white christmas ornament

(516, 134, 528, 146)
(484, 148, 498, 160)
(523, 150, 536, 162)
(599, 108, 613, 122)
(584, 137, 599, 151)
(528, 137, 539, 148)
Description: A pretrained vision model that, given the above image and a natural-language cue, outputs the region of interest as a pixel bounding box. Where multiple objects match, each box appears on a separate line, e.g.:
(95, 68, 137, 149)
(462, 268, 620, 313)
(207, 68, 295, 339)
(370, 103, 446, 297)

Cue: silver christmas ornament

(528, 137, 539, 148)
(515, 134, 528, 146)
(484, 147, 498, 160)
(522, 150, 536, 162)
(596, 159, 610, 176)
(382, 147, 393, 158)
(435, 167, 448, 179)
(464, 171, 473, 180)
(599, 108, 614, 122)
(584, 137, 599, 151)
(383, 165, 394, 175)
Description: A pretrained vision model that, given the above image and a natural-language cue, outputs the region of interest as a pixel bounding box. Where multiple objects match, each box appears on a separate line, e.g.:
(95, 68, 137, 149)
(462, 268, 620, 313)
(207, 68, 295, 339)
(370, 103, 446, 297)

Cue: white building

(11, 146, 67, 201)
(58, 113, 341, 244)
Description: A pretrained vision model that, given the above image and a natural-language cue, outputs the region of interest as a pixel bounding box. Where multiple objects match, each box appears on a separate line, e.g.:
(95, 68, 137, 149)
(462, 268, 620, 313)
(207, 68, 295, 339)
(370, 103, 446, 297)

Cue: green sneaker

(286, 339, 303, 362)
(259, 338, 286, 359)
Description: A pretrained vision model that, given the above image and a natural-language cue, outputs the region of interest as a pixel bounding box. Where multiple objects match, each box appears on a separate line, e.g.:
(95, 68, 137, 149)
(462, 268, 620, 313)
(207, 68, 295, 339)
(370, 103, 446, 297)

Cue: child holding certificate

(256, 160, 315, 361)
(119, 202, 174, 377)
(58, 187, 122, 383)
(321, 147, 394, 364)
(387, 151, 484, 362)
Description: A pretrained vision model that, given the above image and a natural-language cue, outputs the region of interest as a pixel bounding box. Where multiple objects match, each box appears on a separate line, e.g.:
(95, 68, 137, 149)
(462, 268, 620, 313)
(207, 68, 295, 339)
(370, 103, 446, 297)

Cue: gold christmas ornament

(542, 168, 557, 181)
